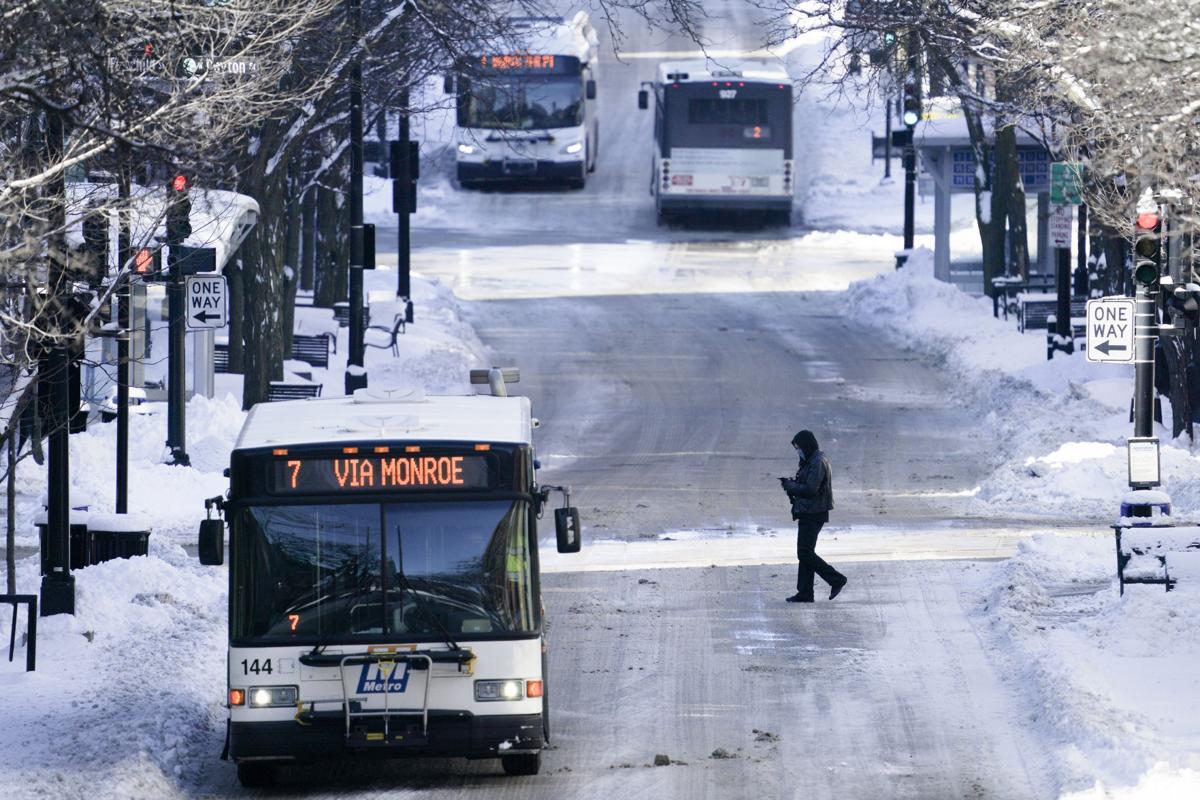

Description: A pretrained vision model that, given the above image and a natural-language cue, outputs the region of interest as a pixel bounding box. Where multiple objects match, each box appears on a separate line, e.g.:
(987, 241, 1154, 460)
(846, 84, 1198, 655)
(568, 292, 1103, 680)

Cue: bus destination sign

(475, 54, 580, 74)
(273, 454, 491, 495)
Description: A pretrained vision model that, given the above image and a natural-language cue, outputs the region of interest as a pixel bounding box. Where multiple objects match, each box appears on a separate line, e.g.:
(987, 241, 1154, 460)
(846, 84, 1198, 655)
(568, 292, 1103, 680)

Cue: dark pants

(796, 515, 843, 600)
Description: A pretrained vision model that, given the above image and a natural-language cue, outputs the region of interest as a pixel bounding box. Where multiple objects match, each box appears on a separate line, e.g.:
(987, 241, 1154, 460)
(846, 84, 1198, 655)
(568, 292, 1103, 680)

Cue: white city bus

(452, 13, 600, 189)
(196, 371, 581, 787)
(638, 59, 794, 224)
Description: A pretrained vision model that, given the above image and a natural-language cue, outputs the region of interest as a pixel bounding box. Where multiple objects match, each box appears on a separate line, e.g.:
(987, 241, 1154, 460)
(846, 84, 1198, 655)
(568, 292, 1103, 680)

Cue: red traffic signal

(172, 174, 188, 192)
(1136, 211, 1159, 230)
(134, 248, 155, 274)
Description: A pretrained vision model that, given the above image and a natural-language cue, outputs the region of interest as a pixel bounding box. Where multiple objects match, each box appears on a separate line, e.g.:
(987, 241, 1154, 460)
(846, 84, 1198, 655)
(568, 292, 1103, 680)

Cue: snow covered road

(186, 560, 1053, 798)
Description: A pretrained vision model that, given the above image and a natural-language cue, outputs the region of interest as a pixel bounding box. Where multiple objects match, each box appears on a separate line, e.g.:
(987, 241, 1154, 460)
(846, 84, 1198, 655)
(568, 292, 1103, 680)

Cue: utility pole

(165, 173, 192, 466)
(396, 98, 412, 299)
(116, 145, 131, 511)
(345, 0, 368, 394)
(883, 94, 893, 180)
(40, 111, 74, 616)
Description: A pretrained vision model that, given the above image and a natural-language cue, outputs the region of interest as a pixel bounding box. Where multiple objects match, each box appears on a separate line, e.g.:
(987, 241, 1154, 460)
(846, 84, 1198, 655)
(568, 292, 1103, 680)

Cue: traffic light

(902, 82, 921, 128)
(80, 208, 109, 287)
(1133, 210, 1161, 286)
(166, 173, 192, 244)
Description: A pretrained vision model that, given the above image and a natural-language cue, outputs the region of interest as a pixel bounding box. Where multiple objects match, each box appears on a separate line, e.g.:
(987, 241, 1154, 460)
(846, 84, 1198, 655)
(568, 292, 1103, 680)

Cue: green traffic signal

(1134, 261, 1160, 285)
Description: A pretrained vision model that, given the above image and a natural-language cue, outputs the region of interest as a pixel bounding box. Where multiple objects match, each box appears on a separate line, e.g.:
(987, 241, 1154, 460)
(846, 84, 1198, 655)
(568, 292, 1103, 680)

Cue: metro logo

(356, 662, 410, 694)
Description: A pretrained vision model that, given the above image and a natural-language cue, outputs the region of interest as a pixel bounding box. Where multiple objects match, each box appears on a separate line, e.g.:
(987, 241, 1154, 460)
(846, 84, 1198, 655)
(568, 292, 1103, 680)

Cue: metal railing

(1, 594, 37, 672)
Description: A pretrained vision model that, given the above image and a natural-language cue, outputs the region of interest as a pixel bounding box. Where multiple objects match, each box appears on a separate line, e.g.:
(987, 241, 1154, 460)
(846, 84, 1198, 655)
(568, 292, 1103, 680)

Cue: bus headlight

(561, 141, 584, 155)
(475, 679, 525, 701)
(457, 143, 478, 155)
(248, 685, 298, 707)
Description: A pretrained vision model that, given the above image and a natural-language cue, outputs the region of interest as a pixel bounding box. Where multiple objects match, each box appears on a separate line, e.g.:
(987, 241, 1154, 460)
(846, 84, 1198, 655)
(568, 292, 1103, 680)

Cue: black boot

(786, 593, 814, 603)
(829, 576, 847, 600)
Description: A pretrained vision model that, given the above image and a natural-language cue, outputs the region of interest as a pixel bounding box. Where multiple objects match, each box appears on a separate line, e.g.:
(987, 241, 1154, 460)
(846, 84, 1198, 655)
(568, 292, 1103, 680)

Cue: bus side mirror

(199, 519, 225, 565)
(586, 79, 597, 100)
(554, 507, 581, 553)
(443, 74, 454, 94)
(637, 90, 648, 110)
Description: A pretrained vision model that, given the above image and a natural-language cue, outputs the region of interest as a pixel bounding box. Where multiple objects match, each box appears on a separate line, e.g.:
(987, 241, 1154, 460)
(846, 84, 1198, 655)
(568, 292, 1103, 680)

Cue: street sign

(185, 275, 227, 330)
(1050, 161, 1084, 205)
(1049, 203, 1073, 248)
(1085, 297, 1135, 363)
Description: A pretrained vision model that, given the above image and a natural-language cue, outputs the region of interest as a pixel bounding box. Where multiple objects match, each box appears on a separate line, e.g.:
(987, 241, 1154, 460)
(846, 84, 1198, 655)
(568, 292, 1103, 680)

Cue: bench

(333, 301, 370, 329)
(991, 275, 1055, 319)
(267, 381, 322, 402)
(364, 314, 407, 357)
(1018, 295, 1087, 333)
(290, 333, 334, 369)
(1114, 524, 1200, 593)
(214, 341, 232, 374)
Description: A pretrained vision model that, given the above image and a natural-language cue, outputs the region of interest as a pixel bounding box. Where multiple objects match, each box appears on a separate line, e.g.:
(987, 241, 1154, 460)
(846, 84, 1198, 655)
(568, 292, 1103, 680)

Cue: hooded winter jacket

(783, 449, 833, 516)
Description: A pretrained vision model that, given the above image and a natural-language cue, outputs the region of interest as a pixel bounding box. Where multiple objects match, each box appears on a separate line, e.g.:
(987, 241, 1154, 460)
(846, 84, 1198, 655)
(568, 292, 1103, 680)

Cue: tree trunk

(314, 179, 339, 308)
(237, 181, 289, 409)
(226, 255, 244, 373)
(964, 103, 1003, 297)
(300, 182, 316, 292)
(280, 163, 301, 359)
(1162, 334, 1193, 440)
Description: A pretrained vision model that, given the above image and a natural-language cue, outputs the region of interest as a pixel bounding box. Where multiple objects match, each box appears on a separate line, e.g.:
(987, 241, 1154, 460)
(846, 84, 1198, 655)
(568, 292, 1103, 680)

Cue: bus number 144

(241, 658, 273, 676)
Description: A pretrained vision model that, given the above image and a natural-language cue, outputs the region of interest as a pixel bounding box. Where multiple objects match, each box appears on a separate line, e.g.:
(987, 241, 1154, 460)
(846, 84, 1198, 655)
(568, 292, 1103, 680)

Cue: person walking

(781, 430, 846, 603)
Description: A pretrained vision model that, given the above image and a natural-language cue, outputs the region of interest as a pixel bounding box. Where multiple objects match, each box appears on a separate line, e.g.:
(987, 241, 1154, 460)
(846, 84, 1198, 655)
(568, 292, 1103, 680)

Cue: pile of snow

(977, 534, 1200, 797)
(844, 249, 1200, 521)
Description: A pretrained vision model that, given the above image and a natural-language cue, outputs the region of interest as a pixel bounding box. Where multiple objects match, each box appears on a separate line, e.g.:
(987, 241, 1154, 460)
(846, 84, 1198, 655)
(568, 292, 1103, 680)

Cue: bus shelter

(914, 116, 1053, 284)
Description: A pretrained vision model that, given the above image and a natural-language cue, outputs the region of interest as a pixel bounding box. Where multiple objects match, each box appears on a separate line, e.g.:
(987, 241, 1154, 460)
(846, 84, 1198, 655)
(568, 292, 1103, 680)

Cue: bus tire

(236, 762, 277, 788)
(588, 129, 597, 173)
(501, 751, 542, 776)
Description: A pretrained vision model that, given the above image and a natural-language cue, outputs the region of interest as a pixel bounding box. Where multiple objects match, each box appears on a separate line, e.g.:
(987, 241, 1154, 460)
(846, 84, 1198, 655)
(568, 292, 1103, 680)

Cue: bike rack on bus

(340, 651, 434, 746)
(1, 594, 37, 672)
(297, 648, 473, 746)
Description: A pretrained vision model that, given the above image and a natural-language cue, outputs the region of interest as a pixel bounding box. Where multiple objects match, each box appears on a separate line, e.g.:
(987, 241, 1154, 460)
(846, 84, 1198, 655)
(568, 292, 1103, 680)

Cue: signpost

(1085, 297, 1135, 363)
(185, 275, 228, 330)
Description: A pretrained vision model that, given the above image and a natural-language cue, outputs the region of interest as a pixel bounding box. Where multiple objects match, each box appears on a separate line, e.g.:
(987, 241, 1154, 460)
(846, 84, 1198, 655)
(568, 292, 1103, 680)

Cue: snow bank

(844, 250, 1200, 522)
(0, 547, 228, 798)
(976, 533, 1200, 798)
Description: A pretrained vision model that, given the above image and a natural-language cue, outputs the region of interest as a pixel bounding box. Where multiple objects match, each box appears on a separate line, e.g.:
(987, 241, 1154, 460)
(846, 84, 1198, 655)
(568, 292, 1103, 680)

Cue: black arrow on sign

(192, 310, 221, 324)
(1095, 340, 1127, 355)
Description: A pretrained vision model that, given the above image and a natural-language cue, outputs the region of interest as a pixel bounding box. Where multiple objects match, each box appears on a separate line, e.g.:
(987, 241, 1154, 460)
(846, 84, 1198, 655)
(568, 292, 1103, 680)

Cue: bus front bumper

(458, 160, 584, 183)
(230, 712, 543, 762)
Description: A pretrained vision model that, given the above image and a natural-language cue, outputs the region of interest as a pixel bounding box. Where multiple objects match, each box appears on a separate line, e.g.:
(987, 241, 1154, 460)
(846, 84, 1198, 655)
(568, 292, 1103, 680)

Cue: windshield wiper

(393, 526, 460, 651)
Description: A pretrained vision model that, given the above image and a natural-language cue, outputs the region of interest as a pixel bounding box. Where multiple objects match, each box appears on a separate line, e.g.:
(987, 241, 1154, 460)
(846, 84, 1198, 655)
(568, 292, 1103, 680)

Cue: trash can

(1120, 489, 1171, 527)
(35, 509, 90, 574)
(86, 513, 151, 565)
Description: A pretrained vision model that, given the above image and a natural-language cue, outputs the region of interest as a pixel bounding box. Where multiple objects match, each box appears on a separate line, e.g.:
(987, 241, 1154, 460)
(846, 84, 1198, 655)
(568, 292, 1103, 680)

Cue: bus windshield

(231, 500, 536, 643)
(459, 75, 582, 130)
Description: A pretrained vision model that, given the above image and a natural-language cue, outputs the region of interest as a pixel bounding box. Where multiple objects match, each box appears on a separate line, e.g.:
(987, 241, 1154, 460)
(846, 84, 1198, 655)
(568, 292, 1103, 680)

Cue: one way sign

(185, 275, 228, 330)
(1085, 297, 1135, 363)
